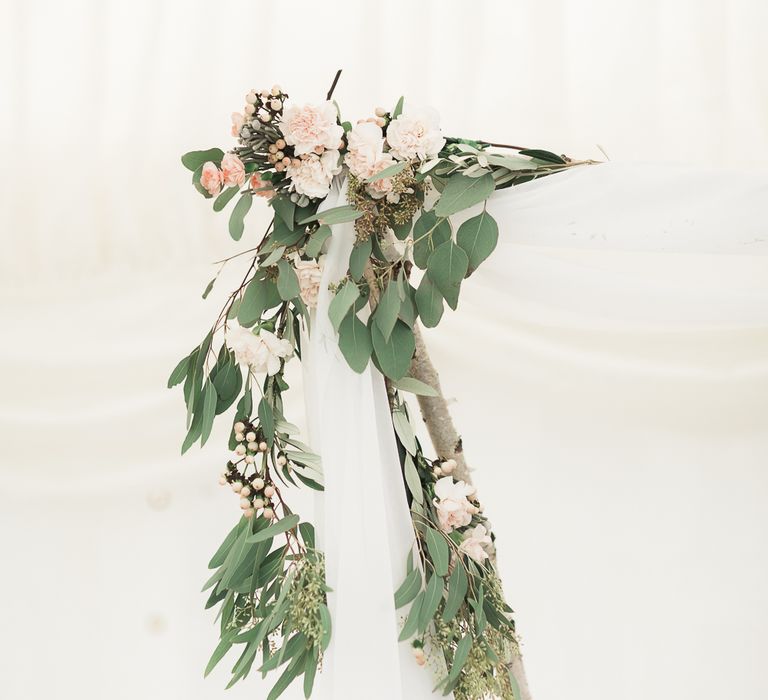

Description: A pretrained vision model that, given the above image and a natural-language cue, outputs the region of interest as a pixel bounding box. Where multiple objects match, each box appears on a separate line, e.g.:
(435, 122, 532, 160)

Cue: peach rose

(200, 161, 223, 196)
(221, 153, 246, 187)
(280, 101, 344, 156)
(249, 172, 274, 199)
(294, 257, 324, 309)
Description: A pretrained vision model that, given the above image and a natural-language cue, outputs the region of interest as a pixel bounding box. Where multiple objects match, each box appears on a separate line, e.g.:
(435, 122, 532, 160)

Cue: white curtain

(2, 2, 768, 700)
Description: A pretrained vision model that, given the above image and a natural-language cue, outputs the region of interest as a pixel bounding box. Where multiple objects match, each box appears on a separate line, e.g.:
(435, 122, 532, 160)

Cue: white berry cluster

(430, 457, 457, 479)
(217, 419, 289, 520)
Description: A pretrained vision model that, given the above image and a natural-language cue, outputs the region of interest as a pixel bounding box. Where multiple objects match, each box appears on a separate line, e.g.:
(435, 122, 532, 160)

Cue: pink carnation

(200, 161, 223, 196)
(221, 153, 246, 187)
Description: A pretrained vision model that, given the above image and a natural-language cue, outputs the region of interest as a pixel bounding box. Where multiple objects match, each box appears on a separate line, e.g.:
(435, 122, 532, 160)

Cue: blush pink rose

(433, 476, 475, 533)
(249, 172, 274, 198)
(280, 101, 344, 156)
(200, 161, 223, 196)
(221, 153, 246, 187)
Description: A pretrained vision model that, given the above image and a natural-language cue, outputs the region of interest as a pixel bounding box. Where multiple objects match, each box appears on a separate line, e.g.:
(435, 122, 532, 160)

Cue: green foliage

(182, 148, 225, 171)
(229, 193, 253, 241)
(426, 240, 469, 310)
(371, 319, 414, 381)
(434, 172, 495, 217)
(328, 280, 360, 332)
(337, 310, 372, 373)
(456, 210, 499, 276)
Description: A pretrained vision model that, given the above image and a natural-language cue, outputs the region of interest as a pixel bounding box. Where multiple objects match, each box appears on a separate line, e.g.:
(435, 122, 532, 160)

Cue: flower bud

(263, 507, 275, 519)
(270, 99, 282, 111)
(433, 466, 443, 477)
(231, 481, 243, 493)
(247, 441, 258, 451)
(268, 144, 278, 154)
(240, 486, 251, 497)
(252, 478, 265, 490)
(375, 107, 386, 117)
(245, 431, 256, 442)
(218, 476, 227, 486)
(244, 104, 255, 116)
(245, 91, 258, 105)
(235, 431, 245, 442)
(281, 157, 291, 166)
(244, 508, 255, 519)
(245, 454, 254, 464)
(252, 498, 265, 509)
(234, 421, 245, 433)
(276, 139, 286, 149)
(264, 485, 276, 498)
(235, 444, 246, 456)
(239, 498, 251, 509)
(258, 442, 268, 452)
(271, 84, 281, 96)
(276, 455, 287, 467)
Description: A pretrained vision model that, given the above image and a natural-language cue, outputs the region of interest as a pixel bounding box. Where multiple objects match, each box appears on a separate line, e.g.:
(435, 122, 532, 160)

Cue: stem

(326, 69, 343, 101)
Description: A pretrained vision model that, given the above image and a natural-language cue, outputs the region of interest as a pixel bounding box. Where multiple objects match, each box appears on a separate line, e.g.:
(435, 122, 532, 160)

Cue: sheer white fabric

(302, 180, 447, 698)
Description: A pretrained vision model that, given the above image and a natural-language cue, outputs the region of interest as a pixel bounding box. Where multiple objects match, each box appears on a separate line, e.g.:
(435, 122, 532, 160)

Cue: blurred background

(1, 1, 767, 699)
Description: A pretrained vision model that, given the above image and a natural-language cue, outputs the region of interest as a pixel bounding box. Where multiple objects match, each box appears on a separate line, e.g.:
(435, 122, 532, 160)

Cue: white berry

(239, 498, 251, 509)
(263, 508, 275, 519)
(244, 508, 255, 519)
(375, 106, 386, 117)
(245, 91, 257, 105)
(245, 455, 255, 464)
(264, 485, 275, 498)
(433, 466, 443, 477)
(277, 455, 287, 466)
(240, 486, 251, 497)
(252, 478, 265, 490)
(235, 432, 245, 442)
(234, 421, 245, 433)
(258, 441, 268, 452)
(218, 476, 227, 486)
(247, 441, 258, 451)
(231, 481, 243, 493)
(246, 431, 256, 442)
(252, 498, 264, 509)
(235, 445, 246, 456)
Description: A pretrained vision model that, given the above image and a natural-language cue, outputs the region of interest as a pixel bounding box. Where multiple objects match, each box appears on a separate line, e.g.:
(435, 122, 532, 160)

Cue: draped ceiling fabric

(2, 2, 768, 700)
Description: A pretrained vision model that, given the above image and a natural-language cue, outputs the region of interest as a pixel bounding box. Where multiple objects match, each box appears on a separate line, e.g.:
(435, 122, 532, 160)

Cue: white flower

(286, 150, 341, 199)
(386, 105, 446, 161)
(344, 121, 386, 179)
(293, 256, 324, 309)
(226, 324, 293, 376)
(433, 476, 474, 533)
(458, 524, 493, 563)
(279, 101, 344, 156)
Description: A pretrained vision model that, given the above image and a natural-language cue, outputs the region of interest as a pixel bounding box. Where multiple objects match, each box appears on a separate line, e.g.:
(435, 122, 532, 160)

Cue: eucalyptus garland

(170, 71, 590, 699)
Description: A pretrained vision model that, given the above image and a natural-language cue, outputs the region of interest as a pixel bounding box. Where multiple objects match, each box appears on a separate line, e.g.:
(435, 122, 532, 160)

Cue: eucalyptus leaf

(398, 590, 424, 641)
(270, 195, 296, 230)
(434, 172, 495, 217)
(276, 259, 301, 301)
(456, 210, 498, 275)
(229, 193, 253, 241)
(394, 567, 423, 608)
(337, 310, 372, 373)
(258, 397, 275, 446)
(300, 205, 362, 226)
(412, 212, 451, 270)
(167, 355, 190, 388)
(403, 454, 423, 504)
(414, 274, 444, 328)
(367, 161, 407, 183)
(425, 528, 450, 577)
(392, 376, 439, 397)
(246, 514, 300, 543)
(418, 573, 444, 633)
(204, 632, 234, 677)
(444, 633, 473, 690)
(392, 408, 417, 455)
(426, 240, 468, 310)
(442, 562, 468, 622)
(328, 280, 360, 333)
(182, 148, 224, 171)
(372, 281, 401, 342)
(371, 320, 414, 381)
(348, 237, 372, 281)
(305, 225, 331, 258)
(213, 186, 239, 212)
(392, 95, 404, 120)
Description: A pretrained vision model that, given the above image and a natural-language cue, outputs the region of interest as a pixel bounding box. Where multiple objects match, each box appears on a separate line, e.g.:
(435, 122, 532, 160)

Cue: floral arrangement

(170, 71, 589, 699)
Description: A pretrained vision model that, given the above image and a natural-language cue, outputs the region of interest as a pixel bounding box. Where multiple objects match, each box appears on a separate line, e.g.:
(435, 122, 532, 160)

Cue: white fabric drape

(302, 179, 446, 698)
(3, 2, 768, 700)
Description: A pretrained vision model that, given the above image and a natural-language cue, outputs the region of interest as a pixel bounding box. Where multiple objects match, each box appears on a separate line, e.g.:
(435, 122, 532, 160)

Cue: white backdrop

(1, 1, 768, 699)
